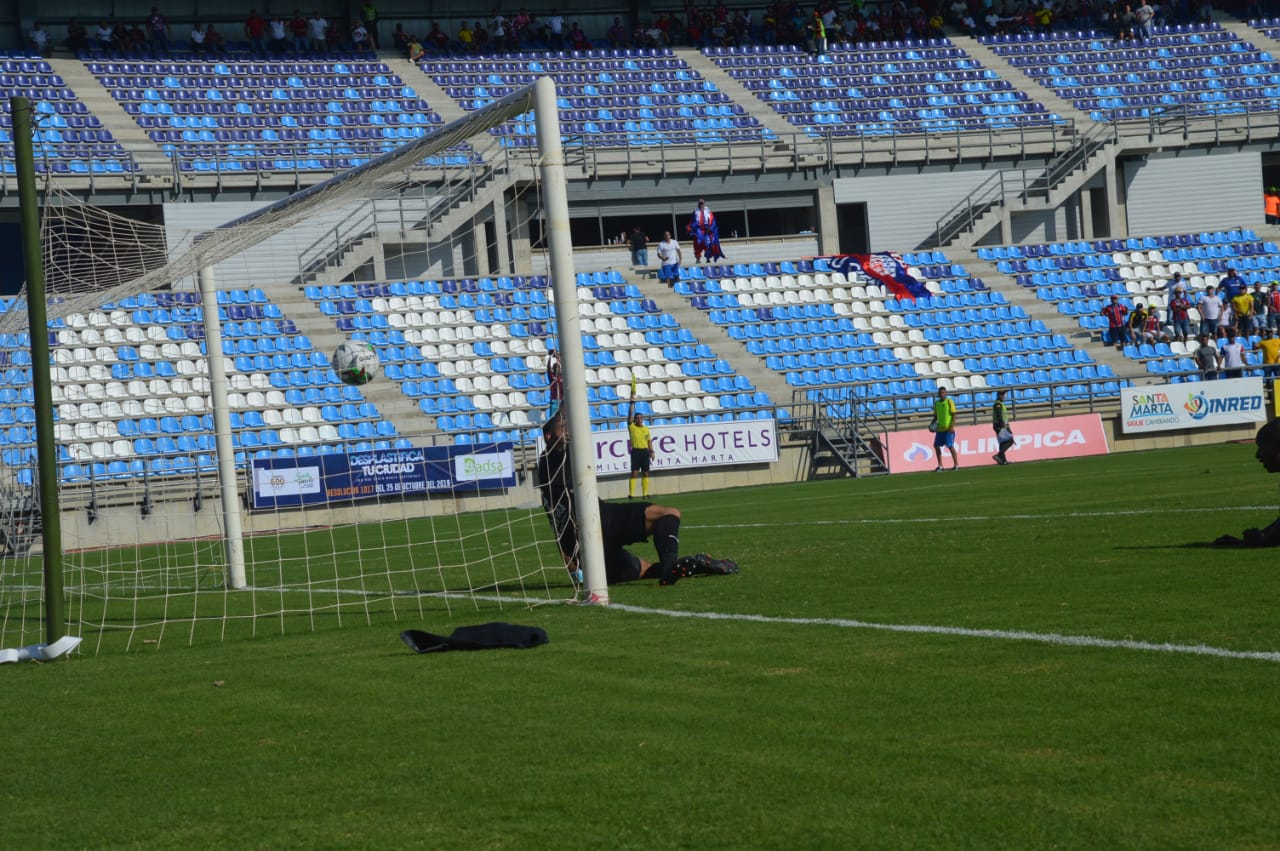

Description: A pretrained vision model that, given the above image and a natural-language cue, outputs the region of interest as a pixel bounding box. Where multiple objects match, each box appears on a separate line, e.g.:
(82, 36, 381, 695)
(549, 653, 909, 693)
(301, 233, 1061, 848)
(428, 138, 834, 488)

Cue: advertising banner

(882, 413, 1109, 473)
(250, 444, 516, 509)
(586, 419, 779, 477)
(1120, 377, 1267, 433)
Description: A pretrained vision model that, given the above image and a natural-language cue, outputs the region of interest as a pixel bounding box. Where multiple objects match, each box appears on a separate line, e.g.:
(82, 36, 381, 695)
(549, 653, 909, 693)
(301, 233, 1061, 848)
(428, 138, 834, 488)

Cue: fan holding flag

(626, 376, 654, 499)
(686, 198, 725, 264)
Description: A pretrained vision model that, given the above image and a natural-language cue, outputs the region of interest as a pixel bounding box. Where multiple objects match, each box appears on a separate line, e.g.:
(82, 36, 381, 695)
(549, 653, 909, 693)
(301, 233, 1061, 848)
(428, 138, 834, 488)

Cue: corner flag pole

(534, 76, 608, 603)
(12, 96, 66, 643)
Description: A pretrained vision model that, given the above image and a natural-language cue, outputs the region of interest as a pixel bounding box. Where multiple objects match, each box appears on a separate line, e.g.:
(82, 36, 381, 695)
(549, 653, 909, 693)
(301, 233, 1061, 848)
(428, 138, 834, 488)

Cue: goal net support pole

(533, 76, 608, 603)
(13, 95, 67, 642)
(196, 265, 246, 589)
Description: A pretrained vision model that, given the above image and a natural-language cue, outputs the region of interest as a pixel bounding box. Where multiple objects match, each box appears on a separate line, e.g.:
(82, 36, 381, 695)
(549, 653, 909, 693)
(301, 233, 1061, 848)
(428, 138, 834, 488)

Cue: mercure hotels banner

(1120, 377, 1266, 433)
(589, 419, 778, 476)
(882, 413, 1109, 473)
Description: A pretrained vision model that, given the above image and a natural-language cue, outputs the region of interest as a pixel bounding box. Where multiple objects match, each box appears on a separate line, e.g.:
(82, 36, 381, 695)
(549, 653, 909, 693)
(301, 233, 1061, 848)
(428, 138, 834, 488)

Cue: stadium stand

(85, 56, 457, 172)
(0, 51, 136, 174)
(673, 254, 1120, 423)
(418, 47, 769, 144)
(702, 40, 1061, 136)
(983, 23, 1280, 121)
(985, 229, 1277, 380)
(302, 273, 778, 444)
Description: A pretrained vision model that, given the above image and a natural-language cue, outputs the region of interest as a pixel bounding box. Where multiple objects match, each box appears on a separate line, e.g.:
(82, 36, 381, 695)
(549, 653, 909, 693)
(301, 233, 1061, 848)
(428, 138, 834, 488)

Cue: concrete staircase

(259, 283, 437, 441)
(49, 57, 174, 185)
(949, 251, 1147, 383)
(623, 268, 800, 412)
(676, 48, 807, 143)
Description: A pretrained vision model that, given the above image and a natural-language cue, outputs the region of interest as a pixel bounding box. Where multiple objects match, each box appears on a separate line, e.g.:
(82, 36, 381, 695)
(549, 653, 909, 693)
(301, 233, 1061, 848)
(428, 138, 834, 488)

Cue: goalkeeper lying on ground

(536, 411, 738, 585)
(1214, 418, 1280, 548)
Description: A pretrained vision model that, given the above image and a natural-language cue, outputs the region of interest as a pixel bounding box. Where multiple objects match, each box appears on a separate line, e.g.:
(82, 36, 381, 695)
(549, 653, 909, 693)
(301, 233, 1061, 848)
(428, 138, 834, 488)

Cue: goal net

(0, 82, 585, 655)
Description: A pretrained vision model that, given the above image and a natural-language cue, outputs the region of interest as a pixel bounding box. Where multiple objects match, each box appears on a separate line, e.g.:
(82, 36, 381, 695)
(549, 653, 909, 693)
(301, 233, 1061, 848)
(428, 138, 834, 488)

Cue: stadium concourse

(2, 17, 1280, 493)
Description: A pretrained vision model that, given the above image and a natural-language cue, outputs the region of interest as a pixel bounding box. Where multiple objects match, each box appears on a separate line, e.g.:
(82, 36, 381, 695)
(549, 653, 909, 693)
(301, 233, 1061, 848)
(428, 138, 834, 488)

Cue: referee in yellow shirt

(627, 383, 653, 499)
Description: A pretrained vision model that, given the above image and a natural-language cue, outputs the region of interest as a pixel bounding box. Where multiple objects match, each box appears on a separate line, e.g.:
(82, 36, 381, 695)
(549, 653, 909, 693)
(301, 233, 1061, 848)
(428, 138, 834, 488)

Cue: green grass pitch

(4, 440, 1280, 848)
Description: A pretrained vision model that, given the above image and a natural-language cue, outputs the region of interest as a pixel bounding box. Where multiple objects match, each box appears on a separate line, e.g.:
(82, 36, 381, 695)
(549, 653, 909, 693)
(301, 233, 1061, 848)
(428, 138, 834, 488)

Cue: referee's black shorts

(629, 448, 651, 472)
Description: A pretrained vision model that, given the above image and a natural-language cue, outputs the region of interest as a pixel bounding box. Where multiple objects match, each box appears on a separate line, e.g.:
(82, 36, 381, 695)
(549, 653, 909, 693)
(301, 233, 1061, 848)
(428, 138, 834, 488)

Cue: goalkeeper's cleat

(673, 554, 739, 577)
(657, 566, 680, 586)
(708, 557, 739, 575)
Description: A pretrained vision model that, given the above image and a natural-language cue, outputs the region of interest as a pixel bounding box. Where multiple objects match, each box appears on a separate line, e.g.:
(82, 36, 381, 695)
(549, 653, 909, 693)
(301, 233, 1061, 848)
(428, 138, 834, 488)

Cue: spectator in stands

(1266, 186, 1280, 226)
(546, 8, 566, 49)
(125, 22, 148, 54)
(688, 198, 725, 263)
(203, 22, 226, 54)
(350, 19, 372, 50)
(1220, 330, 1246, 379)
(290, 11, 310, 53)
(807, 10, 827, 55)
(244, 10, 267, 55)
(1168, 286, 1192, 344)
(1194, 333, 1220, 379)
(568, 22, 591, 50)
(491, 10, 508, 46)
(1128, 300, 1149, 344)
(427, 22, 449, 51)
(1212, 420, 1280, 548)
(308, 11, 329, 53)
(407, 34, 425, 62)
(268, 15, 289, 53)
(991, 388, 1015, 466)
(1232, 286, 1255, 338)
(457, 20, 475, 51)
(628, 225, 649, 269)
(1255, 329, 1280, 377)
(656, 230, 683, 285)
(360, 0, 380, 48)
(1197, 285, 1222, 338)
(1218, 299, 1235, 340)
(65, 19, 90, 53)
(95, 20, 117, 52)
(1270, 283, 1280, 332)
(1100, 294, 1130, 349)
(146, 6, 170, 56)
(1220, 267, 1246, 300)
(932, 385, 959, 471)
(1142, 308, 1169, 345)
(1251, 282, 1269, 335)
(606, 16, 630, 47)
(189, 23, 207, 52)
(27, 22, 50, 56)
(1164, 270, 1183, 298)
(1134, 0, 1155, 40)
(537, 412, 737, 587)
(391, 23, 410, 54)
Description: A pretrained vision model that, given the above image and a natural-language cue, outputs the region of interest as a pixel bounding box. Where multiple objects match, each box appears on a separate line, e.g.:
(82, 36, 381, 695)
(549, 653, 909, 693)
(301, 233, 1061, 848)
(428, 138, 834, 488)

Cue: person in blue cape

(686, 198, 725, 263)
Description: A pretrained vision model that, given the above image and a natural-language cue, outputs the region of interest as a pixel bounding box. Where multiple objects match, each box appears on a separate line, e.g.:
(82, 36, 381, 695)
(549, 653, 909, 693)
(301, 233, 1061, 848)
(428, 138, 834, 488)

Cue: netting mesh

(0, 85, 577, 654)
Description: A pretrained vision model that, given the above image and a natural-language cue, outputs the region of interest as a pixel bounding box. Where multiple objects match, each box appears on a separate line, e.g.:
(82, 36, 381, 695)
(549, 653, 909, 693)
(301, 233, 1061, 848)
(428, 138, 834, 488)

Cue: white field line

(687, 504, 1275, 528)
(606, 602, 1280, 663)
(15, 581, 1279, 663)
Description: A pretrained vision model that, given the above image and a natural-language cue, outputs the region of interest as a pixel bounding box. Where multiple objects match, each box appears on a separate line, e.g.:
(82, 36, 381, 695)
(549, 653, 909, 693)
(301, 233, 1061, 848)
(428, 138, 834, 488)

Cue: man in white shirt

(546, 9, 564, 48)
(1220, 330, 1246, 379)
(1197, 285, 1222, 339)
(28, 22, 49, 55)
(656, 231, 682, 285)
(308, 11, 328, 52)
(189, 23, 206, 51)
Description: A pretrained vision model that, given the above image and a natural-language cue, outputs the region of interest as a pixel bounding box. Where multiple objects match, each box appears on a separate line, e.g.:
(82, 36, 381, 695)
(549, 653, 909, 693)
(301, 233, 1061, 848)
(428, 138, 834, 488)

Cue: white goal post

(0, 75, 611, 655)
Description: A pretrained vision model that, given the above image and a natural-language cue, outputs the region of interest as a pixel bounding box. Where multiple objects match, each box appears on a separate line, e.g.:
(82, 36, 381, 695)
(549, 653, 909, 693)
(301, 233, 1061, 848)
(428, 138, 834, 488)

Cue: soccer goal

(0, 77, 608, 656)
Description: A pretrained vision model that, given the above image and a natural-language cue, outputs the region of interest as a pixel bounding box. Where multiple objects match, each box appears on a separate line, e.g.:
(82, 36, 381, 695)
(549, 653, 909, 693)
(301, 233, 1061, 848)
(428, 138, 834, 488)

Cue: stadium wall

(1122, 149, 1262, 236)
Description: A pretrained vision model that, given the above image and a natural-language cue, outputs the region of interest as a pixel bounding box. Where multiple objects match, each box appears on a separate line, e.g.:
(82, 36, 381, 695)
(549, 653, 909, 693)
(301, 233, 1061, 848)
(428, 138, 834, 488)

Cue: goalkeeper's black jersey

(536, 442, 577, 556)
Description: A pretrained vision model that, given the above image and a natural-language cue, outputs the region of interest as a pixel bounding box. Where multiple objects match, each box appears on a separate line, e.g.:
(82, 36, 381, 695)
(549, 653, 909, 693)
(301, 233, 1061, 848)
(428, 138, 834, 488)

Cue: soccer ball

(332, 340, 379, 386)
